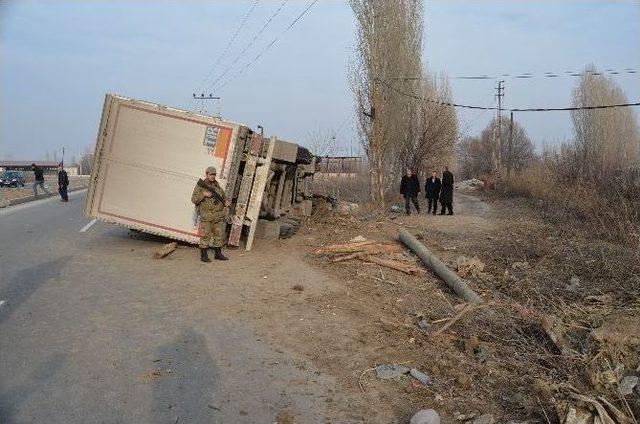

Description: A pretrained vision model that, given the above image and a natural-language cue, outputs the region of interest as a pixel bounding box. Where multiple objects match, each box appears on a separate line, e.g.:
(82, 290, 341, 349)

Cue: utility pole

(494, 80, 505, 171)
(192, 93, 221, 116)
(507, 111, 514, 179)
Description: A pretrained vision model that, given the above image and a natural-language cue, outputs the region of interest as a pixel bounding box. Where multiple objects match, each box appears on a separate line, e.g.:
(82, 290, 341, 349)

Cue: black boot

(213, 247, 228, 261)
(200, 248, 211, 262)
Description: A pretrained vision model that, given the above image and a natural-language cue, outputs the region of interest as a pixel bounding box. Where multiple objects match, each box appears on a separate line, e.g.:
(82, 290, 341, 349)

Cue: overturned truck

(84, 94, 316, 250)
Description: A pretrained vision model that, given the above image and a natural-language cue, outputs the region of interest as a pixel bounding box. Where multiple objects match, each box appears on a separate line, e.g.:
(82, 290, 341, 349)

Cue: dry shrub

(504, 161, 640, 248)
(490, 66, 640, 248)
(311, 172, 371, 203)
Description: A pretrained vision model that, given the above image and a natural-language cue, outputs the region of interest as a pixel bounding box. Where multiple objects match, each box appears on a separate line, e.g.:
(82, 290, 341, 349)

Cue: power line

(378, 79, 640, 112)
(195, 0, 260, 93)
(382, 68, 639, 81)
(494, 81, 505, 169)
(207, 0, 289, 92)
(511, 102, 640, 112)
(216, 0, 320, 91)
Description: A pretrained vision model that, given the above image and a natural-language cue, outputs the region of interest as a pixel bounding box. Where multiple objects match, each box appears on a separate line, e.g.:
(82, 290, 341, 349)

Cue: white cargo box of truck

(84, 94, 316, 249)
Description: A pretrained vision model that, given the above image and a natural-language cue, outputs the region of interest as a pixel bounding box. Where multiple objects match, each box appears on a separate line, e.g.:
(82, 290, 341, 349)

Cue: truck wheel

(282, 217, 301, 231)
(279, 222, 296, 239)
(295, 146, 314, 165)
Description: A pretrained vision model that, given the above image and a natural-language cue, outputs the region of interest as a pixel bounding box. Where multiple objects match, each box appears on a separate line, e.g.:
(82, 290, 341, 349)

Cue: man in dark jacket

(400, 168, 420, 215)
(57, 163, 69, 202)
(31, 163, 50, 197)
(424, 171, 441, 215)
(439, 166, 454, 215)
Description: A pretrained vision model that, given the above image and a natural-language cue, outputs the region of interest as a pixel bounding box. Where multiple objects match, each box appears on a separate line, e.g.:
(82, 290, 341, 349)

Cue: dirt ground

(244, 190, 640, 422)
(0, 175, 89, 202)
(3, 187, 637, 422)
(7, 186, 635, 423)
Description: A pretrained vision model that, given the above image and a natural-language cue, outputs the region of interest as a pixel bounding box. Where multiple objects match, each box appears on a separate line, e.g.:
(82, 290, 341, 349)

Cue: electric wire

(382, 68, 639, 81)
(215, 0, 320, 91)
(379, 79, 640, 112)
(207, 0, 289, 92)
(195, 0, 260, 94)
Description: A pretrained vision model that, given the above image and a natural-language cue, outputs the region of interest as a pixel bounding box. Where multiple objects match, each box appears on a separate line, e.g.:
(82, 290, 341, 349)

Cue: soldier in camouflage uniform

(191, 166, 229, 262)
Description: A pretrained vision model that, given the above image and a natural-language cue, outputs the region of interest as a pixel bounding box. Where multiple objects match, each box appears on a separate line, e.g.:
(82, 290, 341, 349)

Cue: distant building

(0, 161, 80, 179)
(0, 160, 59, 172)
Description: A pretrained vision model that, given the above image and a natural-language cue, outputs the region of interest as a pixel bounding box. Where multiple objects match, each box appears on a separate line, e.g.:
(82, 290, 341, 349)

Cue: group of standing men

(30, 163, 69, 202)
(400, 167, 454, 216)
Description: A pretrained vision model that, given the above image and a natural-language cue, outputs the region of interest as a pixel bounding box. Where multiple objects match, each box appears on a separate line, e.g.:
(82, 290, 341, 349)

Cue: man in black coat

(57, 163, 69, 202)
(439, 166, 454, 215)
(400, 168, 421, 215)
(31, 163, 50, 197)
(424, 171, 441, 215)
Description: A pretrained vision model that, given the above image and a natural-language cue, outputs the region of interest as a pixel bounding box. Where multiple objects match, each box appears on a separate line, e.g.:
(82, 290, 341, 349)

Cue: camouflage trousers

(198, 220, 225, 249)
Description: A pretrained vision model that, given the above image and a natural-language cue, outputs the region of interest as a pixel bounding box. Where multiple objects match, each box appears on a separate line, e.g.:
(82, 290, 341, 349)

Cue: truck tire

(279, 222, 296, 239)
(282, 217, 300, 231)
(295, 146, 314, 165)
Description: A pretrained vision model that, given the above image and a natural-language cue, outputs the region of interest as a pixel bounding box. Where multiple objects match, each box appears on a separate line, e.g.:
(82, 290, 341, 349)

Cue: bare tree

(570, 64, 640, 181)
(306, 127, 338, 158)
(456, 135, 490, 179)
(398, 73, 458, 175)
(350, 0, 423, 204)
(78, 145, 95, 175)
(457, 116, 535, 179)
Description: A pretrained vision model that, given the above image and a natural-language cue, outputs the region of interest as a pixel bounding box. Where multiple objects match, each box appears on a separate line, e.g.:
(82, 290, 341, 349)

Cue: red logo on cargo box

(203, 126, 219, 155)
(203, 125, 232, 158)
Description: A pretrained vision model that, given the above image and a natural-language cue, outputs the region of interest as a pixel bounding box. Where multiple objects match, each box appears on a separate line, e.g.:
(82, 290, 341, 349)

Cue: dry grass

(302, 192, 639, 421)
(502, 163, 640, 248)
(311, 172, 371, 203)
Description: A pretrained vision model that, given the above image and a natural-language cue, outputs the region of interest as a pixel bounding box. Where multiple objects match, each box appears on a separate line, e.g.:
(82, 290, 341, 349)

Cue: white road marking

(79, 219, 98, 233)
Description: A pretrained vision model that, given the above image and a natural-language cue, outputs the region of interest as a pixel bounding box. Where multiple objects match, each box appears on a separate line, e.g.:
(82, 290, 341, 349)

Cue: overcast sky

(1, 0, 639, 161)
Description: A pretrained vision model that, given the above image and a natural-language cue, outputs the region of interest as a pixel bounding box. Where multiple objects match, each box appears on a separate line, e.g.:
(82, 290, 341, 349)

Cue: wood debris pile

(315, 240, 424, 275)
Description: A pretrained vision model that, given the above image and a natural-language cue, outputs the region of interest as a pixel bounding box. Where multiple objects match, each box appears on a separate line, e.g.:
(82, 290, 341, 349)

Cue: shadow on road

(100, 227, 193, 248)
(152, 328, 221, 424)
(0, 256, 70, 325)
(0, 352, 66, 423)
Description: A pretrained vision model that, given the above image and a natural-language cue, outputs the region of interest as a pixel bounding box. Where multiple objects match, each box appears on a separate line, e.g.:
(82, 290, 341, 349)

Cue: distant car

(0, 171, 26, 188)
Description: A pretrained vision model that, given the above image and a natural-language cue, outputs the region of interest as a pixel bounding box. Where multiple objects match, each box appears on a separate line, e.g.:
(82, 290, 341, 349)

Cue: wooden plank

(432, 303, 480, 336)
(153, 242, 178, 259)
(316, 242, 402, 256)
(314, 241, 376, 254)
(358, 255, 424, 275)
(332, 252, 366, 262)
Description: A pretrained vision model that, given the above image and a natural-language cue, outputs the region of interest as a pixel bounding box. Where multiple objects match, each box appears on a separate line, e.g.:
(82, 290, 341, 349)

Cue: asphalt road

(0, 193, 337, 423)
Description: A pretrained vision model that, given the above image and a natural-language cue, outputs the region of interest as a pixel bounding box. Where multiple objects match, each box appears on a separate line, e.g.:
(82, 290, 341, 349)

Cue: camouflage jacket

(191, 179, 226, 222)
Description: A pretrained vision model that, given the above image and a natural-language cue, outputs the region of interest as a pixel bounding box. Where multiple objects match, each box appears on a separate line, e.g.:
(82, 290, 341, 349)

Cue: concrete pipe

(398, 228, 483, 304)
